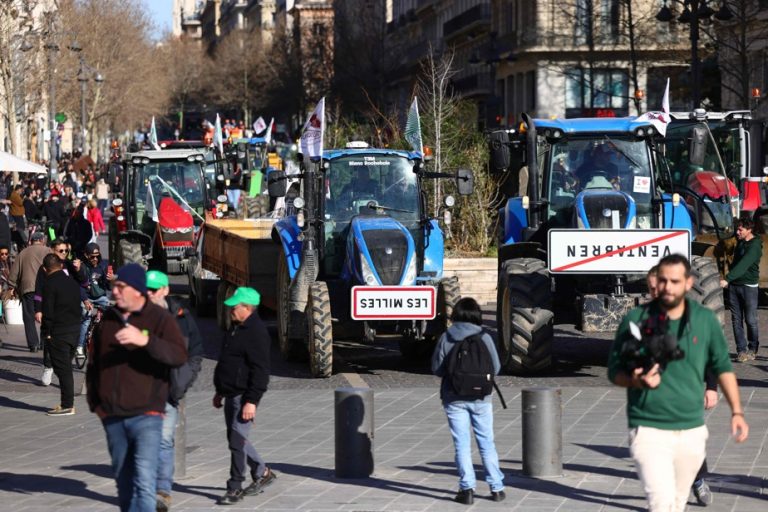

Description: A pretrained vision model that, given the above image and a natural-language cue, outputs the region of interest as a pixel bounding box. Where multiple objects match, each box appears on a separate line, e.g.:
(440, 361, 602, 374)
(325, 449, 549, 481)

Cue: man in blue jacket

(213, 287, 277, 505)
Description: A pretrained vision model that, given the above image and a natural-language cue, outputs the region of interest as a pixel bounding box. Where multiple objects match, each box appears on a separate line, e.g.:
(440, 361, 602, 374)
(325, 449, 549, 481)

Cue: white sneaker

(76, 346, 85, 356)
(41, 367, 53, 386)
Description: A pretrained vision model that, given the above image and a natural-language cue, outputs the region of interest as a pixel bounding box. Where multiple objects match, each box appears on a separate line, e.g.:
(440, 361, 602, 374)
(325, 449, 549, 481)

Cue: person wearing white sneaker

(40, 254, 83, 414)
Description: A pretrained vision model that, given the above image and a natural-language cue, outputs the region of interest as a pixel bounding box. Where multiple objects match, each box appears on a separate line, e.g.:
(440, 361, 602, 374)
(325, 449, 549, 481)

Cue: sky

(142, 0, 173, 40)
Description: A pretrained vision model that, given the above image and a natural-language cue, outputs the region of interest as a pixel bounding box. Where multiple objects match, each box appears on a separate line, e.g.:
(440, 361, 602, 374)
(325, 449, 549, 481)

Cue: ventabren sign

(548, 229, 690, 274)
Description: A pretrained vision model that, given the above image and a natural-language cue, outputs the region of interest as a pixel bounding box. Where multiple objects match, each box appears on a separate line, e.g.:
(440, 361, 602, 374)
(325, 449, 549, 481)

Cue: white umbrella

(0, 150, 47, 174)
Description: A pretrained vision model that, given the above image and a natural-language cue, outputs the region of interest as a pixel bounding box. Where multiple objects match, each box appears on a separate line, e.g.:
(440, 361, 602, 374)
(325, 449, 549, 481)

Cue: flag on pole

(149, 116, 161, 150)
(300, 97, 325, 161)
(404, 97, 424, 155)
(635, 78, 670, 137)
(213, 114, 224, 155)
(264, 117, 274, 144)
(253, 116, 267, 135)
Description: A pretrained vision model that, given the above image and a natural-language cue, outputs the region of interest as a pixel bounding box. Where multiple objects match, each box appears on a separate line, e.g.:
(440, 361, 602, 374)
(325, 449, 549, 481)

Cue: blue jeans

(103, 414, 163, 512)
(157, 402, 178, 494)
(444, 401, 505, 492)
(728, 285, 759, 354)
(78, 296, 110, 348)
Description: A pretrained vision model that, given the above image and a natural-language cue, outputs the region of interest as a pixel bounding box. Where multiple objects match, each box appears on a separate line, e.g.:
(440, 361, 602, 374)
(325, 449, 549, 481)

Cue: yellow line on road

(340, 372, 369, 388)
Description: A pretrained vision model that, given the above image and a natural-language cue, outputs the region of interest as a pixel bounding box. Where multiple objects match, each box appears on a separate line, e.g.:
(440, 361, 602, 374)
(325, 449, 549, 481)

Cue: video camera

(620, 312, 685, 374)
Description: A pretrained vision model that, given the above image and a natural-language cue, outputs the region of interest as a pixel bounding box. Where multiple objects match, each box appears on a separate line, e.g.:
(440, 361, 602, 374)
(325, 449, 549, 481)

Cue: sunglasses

(87, 253, 100, 258)
(0, 252, 8, 256)
(55, 249, 69, 254)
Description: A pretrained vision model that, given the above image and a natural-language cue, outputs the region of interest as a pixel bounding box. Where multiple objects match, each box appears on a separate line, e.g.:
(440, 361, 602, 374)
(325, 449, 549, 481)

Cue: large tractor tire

(242, 195, 270, 219)
(497, 258, 554, 374)
(216, 281, 236, 331)
(117, 239, 143, 268)
(400, 277, 461, 359)
(277, 256, 307, 361)
(689, 255, 725, 325)
(306, 281, 333, 378)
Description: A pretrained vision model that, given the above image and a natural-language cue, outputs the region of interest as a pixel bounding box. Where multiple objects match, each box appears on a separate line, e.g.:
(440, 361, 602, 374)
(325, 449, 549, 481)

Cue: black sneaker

(491, 490, 506, 502)
(454, 488, 474, 505)
(243, 467, 277, 496)
(217, 489, 243, 505)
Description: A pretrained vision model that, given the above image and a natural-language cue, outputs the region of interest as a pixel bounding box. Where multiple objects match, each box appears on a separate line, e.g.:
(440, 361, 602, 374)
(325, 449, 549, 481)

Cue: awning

(0, 151, 47, 174)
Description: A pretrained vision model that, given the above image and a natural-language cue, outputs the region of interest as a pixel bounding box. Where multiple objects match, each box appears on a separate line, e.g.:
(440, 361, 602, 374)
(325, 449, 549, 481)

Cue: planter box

(443, 258, 497, 305)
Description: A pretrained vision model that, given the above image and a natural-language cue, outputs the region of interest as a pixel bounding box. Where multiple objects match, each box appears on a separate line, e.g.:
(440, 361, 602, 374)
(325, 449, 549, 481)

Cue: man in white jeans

(608, 254, 749, 511)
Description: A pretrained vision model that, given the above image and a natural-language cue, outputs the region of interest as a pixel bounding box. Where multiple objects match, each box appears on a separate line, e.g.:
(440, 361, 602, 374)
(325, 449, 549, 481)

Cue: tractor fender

(422, 219, 444, 278)
(500, 197, 528, 245)
(271, 216, 302, 279)
(661, 193, 694, 234)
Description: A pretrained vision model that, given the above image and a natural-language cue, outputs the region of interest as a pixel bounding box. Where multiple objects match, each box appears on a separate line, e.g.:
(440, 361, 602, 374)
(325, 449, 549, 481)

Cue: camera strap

(639, 299, 690, 344)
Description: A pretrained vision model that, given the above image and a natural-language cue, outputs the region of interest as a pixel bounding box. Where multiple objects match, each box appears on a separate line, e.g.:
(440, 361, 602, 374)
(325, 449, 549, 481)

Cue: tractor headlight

(360, 254, 379, 285)
(297, 210, 305, 228)
(293, 197, 305, 209)
(403, 256, 417, 285)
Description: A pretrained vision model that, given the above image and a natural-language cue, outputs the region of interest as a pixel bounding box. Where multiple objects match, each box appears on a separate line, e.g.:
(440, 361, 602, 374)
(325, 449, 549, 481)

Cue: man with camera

(609, 254, 748, 512)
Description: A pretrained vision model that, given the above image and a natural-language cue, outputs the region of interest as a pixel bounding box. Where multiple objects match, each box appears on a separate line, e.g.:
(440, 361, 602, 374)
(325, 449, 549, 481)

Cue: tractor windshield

(546, 136, 654, 227)
(325, 155, 419, 222)
(134, 160, 207, 227)
(663, 121, 737, 235)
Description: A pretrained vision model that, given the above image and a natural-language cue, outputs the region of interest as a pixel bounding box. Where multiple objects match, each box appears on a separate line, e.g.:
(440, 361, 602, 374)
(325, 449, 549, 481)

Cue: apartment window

(526, 70, 536, 111)
(565, 68, 628, 117)
(599, 0, 620, 43)
(574, 0, 594, 45)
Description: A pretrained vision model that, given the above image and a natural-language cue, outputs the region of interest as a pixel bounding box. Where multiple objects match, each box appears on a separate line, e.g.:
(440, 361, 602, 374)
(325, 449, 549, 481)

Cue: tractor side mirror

(456, 168, 474, 195)
(267, 170, 287, 197)
(236, 142, 247, 161)
(689, 126, 707, 167)
(488, 130, 510, 175)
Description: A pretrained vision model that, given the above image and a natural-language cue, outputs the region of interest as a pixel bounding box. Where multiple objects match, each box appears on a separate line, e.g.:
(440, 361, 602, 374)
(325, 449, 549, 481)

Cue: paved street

(1, 293, 766, 511)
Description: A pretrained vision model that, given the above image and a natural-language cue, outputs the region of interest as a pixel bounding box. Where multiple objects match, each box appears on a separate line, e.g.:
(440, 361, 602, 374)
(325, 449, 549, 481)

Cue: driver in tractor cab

(575, 143, 619, 188)
(340, 167, 379, 201)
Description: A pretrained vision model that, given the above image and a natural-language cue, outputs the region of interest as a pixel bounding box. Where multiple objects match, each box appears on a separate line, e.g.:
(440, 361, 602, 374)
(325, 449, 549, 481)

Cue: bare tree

(161, 37, 210, 135)
(704, 0, 768, 109)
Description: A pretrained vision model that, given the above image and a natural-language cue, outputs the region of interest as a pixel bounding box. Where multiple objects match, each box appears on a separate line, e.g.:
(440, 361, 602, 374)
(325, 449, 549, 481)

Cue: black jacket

(213, 311, 270, 404)
(167, 296, 204, 406)
(0, 212, 10, 249)
(42, 199, 66, 228)
(41, 269, 83, 338)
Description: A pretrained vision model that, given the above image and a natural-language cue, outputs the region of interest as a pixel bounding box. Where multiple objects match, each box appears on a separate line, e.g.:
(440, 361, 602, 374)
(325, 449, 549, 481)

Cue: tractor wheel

(277, 256, 306, 361)
(497, 258, 554, 374)
(117, 240, 143, 268)
(307, 281, 333, 378)
(216, 281, 234, 331)
(689, 255, 725, 325)
(242, 195, 270, 219)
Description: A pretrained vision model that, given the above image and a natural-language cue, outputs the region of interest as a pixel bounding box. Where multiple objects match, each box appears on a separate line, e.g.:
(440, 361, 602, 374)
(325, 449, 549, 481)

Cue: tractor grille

(582, 193, 629, 229)
(362, 229, 408, 285)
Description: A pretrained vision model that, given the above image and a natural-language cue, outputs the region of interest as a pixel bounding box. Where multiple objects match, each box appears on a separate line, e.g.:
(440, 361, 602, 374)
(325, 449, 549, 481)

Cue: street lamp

(656, 0, 734, 109)
(77, 55, 104, 155)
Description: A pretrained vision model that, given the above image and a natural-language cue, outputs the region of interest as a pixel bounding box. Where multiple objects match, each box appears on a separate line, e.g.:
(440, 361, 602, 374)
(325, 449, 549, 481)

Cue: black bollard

(174, 399, 186, 479)
(334, 387, 374, 478)
(522, 387, 562, 477)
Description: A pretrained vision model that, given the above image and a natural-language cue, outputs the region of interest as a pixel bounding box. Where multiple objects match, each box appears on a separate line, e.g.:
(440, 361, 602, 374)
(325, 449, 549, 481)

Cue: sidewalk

(0, 384, 766, 511)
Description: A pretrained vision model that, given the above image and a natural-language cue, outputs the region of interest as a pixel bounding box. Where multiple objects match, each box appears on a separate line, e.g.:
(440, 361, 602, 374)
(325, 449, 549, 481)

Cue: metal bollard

(175, 398, 186, 479)
(522, 387, 562, 477)
(334, 387, 374, 478)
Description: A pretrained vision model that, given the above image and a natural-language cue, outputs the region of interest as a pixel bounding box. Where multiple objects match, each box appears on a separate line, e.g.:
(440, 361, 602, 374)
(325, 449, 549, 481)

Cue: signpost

(548, 229, 690, 274)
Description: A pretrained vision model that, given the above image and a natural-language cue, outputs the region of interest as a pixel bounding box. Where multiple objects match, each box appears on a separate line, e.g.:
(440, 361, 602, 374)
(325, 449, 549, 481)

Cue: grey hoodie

(431, 322, 501, 404)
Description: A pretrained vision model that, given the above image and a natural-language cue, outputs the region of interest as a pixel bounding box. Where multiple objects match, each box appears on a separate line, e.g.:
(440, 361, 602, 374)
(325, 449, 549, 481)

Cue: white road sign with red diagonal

(548, 229, 690, 274)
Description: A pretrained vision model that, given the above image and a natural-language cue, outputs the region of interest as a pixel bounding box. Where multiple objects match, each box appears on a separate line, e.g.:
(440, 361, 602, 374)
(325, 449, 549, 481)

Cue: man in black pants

(40, 254, 83, 416)
(213, 287, 276, 505)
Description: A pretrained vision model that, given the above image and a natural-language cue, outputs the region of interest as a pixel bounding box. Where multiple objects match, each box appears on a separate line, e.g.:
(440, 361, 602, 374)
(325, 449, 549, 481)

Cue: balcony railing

(443, 4, 490, 39)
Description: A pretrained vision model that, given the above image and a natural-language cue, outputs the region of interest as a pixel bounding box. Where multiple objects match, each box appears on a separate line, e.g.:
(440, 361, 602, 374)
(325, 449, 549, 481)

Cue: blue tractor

(488, 114, 734, 373)
(267, 142, 473, 377)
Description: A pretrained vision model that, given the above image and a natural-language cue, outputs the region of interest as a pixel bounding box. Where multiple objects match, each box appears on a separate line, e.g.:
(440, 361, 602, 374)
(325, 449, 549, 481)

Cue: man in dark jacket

(146, 270, 204, 512)
(86, 263, 187, 512)
(720, 216, 763, 361)
(40, 254, 83, 415)
(213, 287, 276, 505)
(42, 195, 66, 238)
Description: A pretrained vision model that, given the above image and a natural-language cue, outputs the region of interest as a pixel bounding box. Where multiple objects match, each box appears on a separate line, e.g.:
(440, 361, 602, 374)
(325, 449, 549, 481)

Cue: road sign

(54, 112, 67, 124)
(351, 286, 436, 320)
(548, 229, 690, 274)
